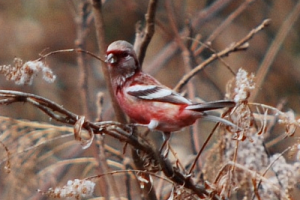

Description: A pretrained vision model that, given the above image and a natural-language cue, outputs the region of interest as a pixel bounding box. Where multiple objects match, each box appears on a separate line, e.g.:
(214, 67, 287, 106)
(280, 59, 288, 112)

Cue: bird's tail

(185, 100, 235, 112)
(186, 100, 236, 127)
(201, 113, 236, 127)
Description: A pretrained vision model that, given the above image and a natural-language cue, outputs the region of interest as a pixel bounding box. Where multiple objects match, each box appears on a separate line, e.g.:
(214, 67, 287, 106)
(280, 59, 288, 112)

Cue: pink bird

(105, 40, 235, 133)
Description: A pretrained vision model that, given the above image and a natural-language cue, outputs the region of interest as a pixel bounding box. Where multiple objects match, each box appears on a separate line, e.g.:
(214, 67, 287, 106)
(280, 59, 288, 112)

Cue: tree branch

(144, 0, 235, 75)
(134, 0, 158, 66)
(75, 0, 93, 119)
(90, 0, 127, 123)
(174, 19, 271, 93)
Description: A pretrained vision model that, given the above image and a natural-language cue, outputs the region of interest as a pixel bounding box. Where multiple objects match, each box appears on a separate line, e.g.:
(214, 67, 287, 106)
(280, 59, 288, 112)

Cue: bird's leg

(159, 131, 171, 157)
(146, 120, 171, 156)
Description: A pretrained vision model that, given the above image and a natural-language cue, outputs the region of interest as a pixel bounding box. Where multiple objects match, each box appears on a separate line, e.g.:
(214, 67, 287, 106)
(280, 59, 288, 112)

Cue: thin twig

(194, 0, 255, 56)
(188, 123, 220, 174)
(174, 19, 271, 92)
(186, 37, 236, 80)
(144, 0, 235, 76)
(134, 0, 158, 66)
(38, 48, 106, 63)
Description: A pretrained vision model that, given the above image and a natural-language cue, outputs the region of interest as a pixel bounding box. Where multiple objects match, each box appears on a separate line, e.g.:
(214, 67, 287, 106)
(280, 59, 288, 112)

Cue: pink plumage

(106, 40, 235, 132)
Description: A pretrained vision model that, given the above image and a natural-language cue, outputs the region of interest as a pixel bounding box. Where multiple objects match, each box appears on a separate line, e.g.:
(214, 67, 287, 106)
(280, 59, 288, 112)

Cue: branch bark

(75, 1, 92, 118)
(90, 0, 127, 123)
(134, 0, 158, 67)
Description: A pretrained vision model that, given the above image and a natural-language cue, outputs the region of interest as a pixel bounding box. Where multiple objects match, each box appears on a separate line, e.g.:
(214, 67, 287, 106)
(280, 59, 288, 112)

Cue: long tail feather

(201, 113, 236, 128)
(186, 100, 235, 112)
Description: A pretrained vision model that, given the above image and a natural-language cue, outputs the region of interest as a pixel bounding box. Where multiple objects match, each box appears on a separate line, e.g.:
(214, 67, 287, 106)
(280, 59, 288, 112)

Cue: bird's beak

(106, 53, 117, 64)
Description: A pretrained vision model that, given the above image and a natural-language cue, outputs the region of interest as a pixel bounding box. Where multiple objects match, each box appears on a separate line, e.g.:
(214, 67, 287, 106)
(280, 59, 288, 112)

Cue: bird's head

(106, 41, 140, 86)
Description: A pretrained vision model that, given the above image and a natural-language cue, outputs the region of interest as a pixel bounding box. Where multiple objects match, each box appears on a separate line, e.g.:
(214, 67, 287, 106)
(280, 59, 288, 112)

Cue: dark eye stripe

(107, 50, 131, 58)
(120, 52, 129, 57)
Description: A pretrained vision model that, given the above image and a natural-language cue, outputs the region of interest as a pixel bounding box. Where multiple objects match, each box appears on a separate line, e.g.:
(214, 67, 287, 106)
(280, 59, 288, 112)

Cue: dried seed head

(0, 58, 56, 85)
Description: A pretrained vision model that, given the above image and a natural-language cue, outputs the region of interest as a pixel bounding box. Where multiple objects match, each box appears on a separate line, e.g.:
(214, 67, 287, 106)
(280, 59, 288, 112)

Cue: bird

(105, 40, 235, 133)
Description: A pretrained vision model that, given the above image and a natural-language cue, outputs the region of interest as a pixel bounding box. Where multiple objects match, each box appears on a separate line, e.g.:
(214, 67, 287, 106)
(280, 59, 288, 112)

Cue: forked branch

(174, 19, 271, 92)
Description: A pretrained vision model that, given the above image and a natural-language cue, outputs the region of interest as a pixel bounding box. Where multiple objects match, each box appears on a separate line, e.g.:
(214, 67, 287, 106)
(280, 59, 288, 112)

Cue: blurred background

(0, 0, 300, 199)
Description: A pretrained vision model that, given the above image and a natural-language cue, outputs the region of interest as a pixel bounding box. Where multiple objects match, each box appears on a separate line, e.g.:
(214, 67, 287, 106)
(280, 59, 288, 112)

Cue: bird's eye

(121, 52, 129, 57)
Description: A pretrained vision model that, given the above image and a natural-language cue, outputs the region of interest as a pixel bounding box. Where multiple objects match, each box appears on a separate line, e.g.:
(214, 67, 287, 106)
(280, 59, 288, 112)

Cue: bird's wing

(125, 84, 191, 104)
